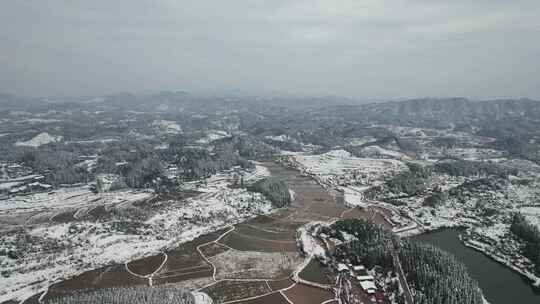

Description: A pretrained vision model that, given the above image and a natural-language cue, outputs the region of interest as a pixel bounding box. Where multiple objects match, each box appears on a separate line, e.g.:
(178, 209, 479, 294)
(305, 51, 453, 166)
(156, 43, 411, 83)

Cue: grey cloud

(2, 0, 540, 98)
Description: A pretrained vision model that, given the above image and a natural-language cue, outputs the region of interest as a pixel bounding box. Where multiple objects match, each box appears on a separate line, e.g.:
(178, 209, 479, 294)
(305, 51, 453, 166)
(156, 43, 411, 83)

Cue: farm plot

(285, 188, 347, 222)
(341, 206, 394, 229)
(198, 242, 230, 258)
(298, 259, 332, 285)
(303, 199, 347, 219)
(202, 280, 271, 303)
(267, 278, 295, 291)
(44, 264, 147, 301)
(283, 283, 334, 304)
(0, 187, 153, 215)
(49, 209, 78, 223)
(210, 250, 302, 280)
(220, 231, 297, 252)
(234, 222, 295, 241)
(237, 292, 290, 304)
(293, 149, 406, 182)
(341, 206, 372, 219)
(153, 231, 225, 284)
(125, 252, 166, 277)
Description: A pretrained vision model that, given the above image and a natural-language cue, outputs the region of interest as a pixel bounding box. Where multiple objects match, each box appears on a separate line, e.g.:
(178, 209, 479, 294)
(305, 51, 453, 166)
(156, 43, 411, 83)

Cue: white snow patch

(195, 130, 231, 144)
(15, 132, 63, 147)
(152, 120, 182, 134)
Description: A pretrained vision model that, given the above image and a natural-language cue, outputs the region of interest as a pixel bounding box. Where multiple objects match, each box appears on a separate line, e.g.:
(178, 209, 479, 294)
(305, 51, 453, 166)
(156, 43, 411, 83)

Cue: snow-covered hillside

(14, 132, 63, 147)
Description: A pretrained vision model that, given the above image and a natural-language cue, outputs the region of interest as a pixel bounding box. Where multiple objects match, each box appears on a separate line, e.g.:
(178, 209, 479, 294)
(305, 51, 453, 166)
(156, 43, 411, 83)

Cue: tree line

(247, 178, 292, 208)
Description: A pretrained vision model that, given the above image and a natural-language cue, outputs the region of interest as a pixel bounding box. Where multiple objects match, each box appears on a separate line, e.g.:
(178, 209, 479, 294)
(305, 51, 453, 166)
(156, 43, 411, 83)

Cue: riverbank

(460, 236, 540, 288)
(414, 229, 540, 304)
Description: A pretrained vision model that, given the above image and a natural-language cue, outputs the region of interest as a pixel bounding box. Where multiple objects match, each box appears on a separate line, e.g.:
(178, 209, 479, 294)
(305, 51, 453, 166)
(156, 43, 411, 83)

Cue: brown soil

(268, 278, 295, 291)
(305, 199, 347, 219)
(152, 229, 227, 284)
(198, 242, 230, 258)
(44, 264, 147, 302)
(153, 266, 212, 285)
(284, 283, 334, 304)
(299, 259, 332, 285)
(50, 209, 78, 223)
(125, 252, 166, 276)
(372, 212, 393, 229)
(86, 205, 108, 219)
(235, 223, 294, 241)
(20, 293, 41, 304)
(341, 207, 372, 219)
(237, 291, 290, 304)
(220, 231, 297, 252)
(202, 280, 272, 303)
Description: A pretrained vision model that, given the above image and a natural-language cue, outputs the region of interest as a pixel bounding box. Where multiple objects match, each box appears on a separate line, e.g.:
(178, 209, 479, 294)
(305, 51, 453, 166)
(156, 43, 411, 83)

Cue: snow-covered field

(293, 150, 406, 188)
(354, 145, 411, 161)
(211, 250, 302, 280)
(195, 130, 231, 144)
(0, 186, 153, 215)
(14, 132, 63, 147)
(340, 186, 369, 207)
(152, 120, 182, 134)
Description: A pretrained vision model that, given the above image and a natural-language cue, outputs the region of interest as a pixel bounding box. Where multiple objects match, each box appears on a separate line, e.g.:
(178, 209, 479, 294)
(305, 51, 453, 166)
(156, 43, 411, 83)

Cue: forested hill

(311, 98, 540, 129)
(362, 98, 539, 125)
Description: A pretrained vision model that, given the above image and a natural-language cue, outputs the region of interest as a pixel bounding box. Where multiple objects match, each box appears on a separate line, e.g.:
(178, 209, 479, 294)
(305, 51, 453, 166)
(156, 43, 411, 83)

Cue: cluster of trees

(49, 286, 195, 304)
(331, 219, 483, 304)
(15, 144, 95, 186)
(370, 163, 431, 198)
(172, 145, 250, 180)
(510, 213, 540, 273)
(164, 135, 275, 181)
(262, 137, 303, 152)
(398, 241, 483, 304)
(423, 188, 449, 207)
(248, 178, 291, 208)
(434, 159, 517, 178)
(493, 136, 540, 164)
(7, 130, 275, 193)
(430, 137, 463, 149)
(331, 219, 395, 269)
(228, 135, 277, 160)
(449, 177, 505, 198)
(95, 141, 166, 189)
(0, 229, 63, 264)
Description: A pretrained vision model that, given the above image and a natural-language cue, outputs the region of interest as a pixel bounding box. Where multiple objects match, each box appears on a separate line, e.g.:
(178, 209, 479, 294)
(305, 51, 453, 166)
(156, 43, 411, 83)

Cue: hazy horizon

(3, 1, 540, 99)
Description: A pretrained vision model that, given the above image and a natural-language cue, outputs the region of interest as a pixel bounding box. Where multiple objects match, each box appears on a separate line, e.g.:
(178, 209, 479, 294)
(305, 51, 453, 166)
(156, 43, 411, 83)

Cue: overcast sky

(2, 0, 540, 98)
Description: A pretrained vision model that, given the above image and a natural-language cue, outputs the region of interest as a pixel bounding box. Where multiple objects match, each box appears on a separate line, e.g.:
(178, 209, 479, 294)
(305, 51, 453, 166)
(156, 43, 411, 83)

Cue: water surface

(413, 229, 540, 304)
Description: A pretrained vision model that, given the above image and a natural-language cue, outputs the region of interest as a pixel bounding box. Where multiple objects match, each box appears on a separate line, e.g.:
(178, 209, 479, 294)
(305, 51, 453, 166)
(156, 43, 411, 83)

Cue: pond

(413, 229, 540, 304)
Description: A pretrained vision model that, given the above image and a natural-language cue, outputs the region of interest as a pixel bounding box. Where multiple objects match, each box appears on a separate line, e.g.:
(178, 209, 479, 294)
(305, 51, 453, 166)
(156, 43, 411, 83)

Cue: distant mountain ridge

(2, 92, 539, 127)
(361, 97, 540, 124)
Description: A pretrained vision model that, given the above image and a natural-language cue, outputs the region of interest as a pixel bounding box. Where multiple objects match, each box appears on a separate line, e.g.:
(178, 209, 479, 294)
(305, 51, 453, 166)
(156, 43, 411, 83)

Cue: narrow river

(413, 229, 540, 304)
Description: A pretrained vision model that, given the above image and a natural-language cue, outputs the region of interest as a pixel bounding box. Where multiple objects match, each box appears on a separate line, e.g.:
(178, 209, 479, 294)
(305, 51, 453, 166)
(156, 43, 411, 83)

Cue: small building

(353, 265, 366, 272)
(356, 275, 375, 282)
(359, 280, 377, 294)
(337, 263, 350, 272)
